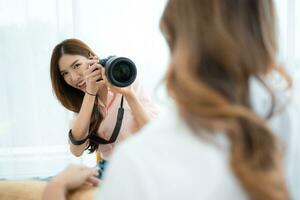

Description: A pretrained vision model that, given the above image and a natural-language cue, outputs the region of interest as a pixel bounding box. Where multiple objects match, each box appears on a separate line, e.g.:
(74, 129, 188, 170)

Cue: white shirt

(96, 108, 248, 200)
(95, 76, 299, 200)
(69, 80, 159, 160)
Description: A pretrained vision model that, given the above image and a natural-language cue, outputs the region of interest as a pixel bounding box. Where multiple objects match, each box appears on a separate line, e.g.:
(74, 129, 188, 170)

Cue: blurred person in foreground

(44, 0, 300, 199)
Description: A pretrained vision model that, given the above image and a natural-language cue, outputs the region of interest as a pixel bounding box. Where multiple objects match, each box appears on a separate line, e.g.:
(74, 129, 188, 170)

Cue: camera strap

(88, 96, 124, 144)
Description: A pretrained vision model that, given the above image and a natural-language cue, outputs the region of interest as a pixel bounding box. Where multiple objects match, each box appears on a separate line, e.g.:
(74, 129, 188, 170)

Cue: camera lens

(99, 56, 137, 87)
(112, 62, 132, 82)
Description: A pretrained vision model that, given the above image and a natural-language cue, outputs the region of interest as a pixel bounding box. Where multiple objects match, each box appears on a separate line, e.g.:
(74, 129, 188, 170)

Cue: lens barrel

(99, 56, 137, 87)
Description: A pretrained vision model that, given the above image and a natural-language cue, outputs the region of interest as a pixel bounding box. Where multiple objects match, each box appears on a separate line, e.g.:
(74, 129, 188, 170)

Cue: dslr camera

(99, 56, 137, 87)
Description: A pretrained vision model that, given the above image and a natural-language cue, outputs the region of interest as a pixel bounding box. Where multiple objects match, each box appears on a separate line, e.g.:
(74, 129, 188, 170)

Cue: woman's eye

(61, 72, 68, 76)
(74, 63, 81, 69)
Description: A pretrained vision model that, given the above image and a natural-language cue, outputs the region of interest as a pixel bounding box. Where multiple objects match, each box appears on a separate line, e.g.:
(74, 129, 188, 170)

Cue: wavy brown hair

(50, 38, 102, 153)
(161, 0, 289, 199)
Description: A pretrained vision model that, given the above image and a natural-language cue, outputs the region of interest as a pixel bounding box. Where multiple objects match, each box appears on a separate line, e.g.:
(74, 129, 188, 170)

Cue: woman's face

(58, 54, 90, 92)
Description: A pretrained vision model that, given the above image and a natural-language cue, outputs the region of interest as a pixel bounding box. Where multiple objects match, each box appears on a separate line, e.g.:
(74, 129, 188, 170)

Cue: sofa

(0, 180, 96, 200)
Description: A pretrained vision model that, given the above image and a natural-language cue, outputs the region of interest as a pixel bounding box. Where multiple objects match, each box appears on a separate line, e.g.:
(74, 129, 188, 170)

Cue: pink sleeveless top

(70, 80, 159, 160)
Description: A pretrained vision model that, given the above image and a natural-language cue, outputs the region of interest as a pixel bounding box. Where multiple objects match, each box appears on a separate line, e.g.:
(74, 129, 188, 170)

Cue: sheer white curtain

(0, 0, 167, 179)
(0, 0, 79, 179)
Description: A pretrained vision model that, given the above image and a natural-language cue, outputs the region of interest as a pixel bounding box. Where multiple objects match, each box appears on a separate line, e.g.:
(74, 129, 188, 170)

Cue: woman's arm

(100, 69, 156, 130)
(43, 177, 66, 200)
(69, 59, 103, 157)
(43, 165, 100, 200)
(124, 89, 151, 128)
(69, 93, 96, 157)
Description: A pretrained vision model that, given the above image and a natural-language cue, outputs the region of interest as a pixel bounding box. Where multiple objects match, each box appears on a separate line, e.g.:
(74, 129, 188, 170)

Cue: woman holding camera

(44, 0, 299, 199)
(50, 38, 158, 177)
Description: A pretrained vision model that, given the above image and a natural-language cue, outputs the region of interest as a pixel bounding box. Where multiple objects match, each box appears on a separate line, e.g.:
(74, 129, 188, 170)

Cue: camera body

(99, 56, 137, 87)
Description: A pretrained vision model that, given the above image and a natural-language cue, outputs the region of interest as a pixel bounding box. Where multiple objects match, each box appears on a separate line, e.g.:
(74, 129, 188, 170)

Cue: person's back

(98, 78, 298, 200)
(97, 106, 248, 200)
(98, 0, 291, 199)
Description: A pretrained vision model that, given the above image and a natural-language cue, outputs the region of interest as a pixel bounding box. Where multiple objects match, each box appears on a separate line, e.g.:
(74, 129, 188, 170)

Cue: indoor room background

(0, 0, 299, 180)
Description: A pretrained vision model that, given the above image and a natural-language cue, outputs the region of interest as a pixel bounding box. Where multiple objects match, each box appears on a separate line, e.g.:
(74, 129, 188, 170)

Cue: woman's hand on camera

(83, 59, 103, 95)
